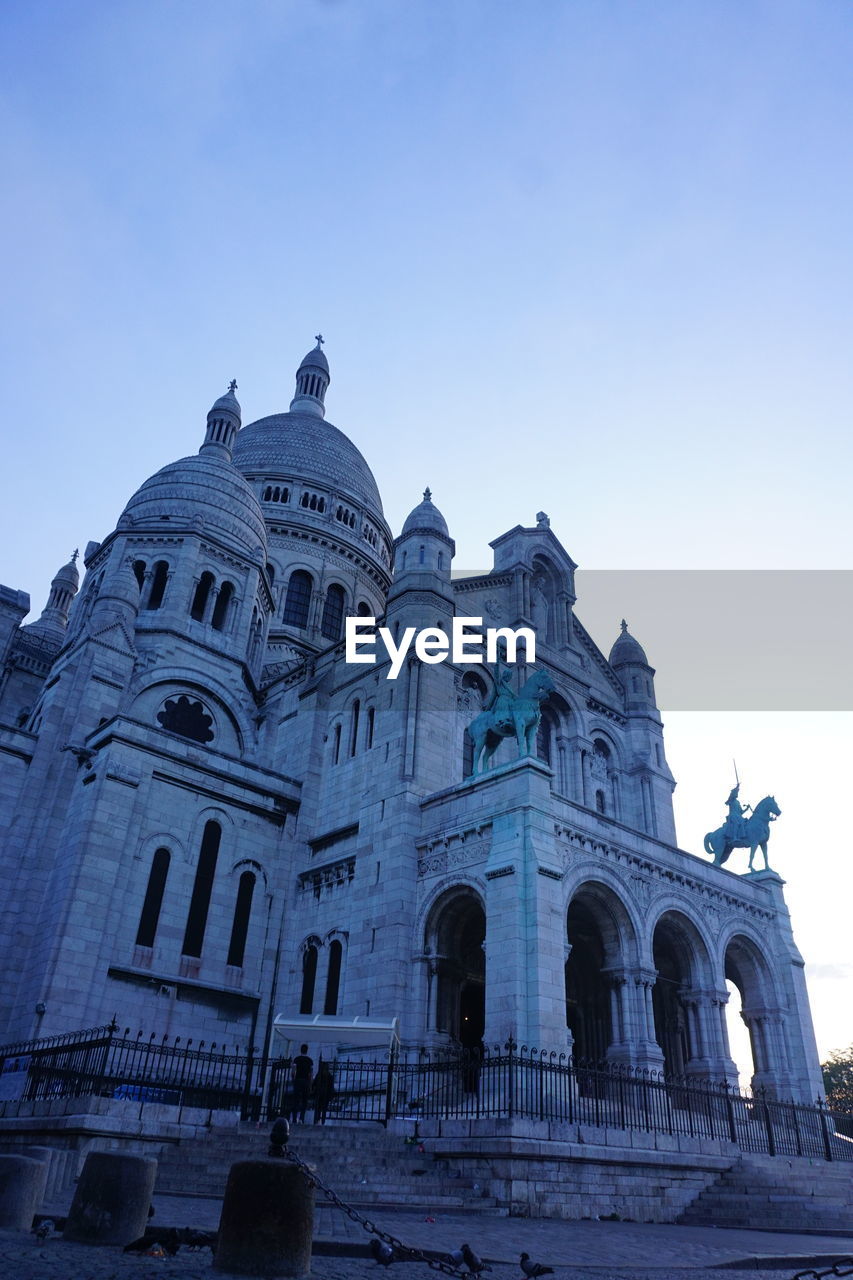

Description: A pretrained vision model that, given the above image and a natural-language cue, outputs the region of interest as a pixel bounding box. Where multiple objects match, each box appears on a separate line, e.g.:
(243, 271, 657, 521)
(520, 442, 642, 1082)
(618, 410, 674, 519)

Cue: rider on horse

(724, 784, 751, 844)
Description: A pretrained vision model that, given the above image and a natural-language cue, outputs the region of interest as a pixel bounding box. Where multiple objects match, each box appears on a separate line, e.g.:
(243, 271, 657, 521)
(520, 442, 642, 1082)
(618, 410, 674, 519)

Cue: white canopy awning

(272, 1014, 400, 1052)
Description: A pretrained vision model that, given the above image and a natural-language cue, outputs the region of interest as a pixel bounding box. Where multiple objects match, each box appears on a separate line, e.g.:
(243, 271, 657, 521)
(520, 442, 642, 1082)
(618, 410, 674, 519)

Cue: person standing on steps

(290, 1043, 314, 1123)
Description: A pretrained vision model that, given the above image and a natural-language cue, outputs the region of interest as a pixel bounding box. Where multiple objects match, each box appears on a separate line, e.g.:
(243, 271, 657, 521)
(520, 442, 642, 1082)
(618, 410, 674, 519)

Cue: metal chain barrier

(282, 1146, 477, 1277)
(790, 1262, 853, 1279)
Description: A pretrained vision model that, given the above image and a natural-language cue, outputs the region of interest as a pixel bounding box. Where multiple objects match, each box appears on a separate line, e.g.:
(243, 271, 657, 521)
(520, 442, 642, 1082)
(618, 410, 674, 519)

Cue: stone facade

(0, 343, 824, 1103)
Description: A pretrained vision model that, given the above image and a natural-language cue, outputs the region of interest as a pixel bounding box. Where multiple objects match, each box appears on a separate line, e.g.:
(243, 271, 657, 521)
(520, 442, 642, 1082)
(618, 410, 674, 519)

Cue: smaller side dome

(201, 380, 241, 458)
(401, 487, 450, 539)
(23, 550, 80, 641)
(290, 336, 330, 417)
(609, 619, 649, 667)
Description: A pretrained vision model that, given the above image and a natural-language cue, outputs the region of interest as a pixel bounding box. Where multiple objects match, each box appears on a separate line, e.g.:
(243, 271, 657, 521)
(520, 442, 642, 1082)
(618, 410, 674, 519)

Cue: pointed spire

(201, 381, 242, 459)
(25, 551, 80, 639)
(290, 337, 330, 418)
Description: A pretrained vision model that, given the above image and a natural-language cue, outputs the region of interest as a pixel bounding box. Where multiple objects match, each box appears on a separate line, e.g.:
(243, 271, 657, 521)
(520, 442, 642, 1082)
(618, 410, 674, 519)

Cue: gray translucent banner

(453, 570, 852, 711)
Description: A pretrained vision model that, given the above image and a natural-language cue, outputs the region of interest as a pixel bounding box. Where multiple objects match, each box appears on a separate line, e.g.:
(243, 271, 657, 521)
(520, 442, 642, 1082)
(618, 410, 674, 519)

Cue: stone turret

(200, 381, 242, 459)
(289, 337, 330, 418)
(24, 553, 80, 643)
(609, 620, 675, 843)
(392, 488, 455, 585)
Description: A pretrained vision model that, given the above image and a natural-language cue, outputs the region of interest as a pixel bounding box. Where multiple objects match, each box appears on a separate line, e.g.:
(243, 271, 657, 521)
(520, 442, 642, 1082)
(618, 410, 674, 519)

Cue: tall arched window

(227, 871, 256, 968)
(350, 701, 360, 757)
(135, 848, 170, 948)
(357, 600, 371, 616)
(462, 728, 474, 777)
(333, 723, 342, 765)
(147, 561, 169, 610)
(536, 711, 553, 766)
(321, 584, 345, 641)
(190, 571, 214, 622)
(283, 570, 312, 629)
(366, 706, 375, 750)
(211, 581, 234, 631)
(324, 939, 343, 1015)
(133, 560, 146, 590)
(300, 943, 318, 1014)
(182, 820, 221, 957)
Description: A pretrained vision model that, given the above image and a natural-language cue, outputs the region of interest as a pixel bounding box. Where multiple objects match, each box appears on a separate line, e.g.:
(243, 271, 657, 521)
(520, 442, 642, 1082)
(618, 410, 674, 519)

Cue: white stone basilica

(0, 342, 823, 1102)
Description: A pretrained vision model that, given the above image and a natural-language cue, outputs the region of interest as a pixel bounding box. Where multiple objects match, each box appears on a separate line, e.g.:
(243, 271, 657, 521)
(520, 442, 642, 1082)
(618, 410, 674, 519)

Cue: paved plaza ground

(4, 1199, 852, 1280)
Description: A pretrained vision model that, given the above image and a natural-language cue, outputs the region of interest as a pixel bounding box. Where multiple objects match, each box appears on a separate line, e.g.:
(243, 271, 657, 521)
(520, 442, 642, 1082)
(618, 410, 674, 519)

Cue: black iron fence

(1, 1027, 851, 1162)
(0, 1022, 263, 1118)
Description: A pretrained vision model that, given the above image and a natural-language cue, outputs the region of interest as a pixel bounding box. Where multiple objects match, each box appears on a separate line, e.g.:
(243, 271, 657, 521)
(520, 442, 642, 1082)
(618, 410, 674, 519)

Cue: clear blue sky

(2, 1, 851, 1065)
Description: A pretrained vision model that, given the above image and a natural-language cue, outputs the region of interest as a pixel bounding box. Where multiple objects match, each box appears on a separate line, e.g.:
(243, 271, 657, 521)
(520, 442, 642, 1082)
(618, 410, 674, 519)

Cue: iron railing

(1, 1026, 850, 1162)
(0, 1022, 262, 1118)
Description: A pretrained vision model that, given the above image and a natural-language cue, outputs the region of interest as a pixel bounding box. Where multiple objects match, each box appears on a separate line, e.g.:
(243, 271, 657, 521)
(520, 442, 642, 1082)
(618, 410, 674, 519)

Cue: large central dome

(233, 410, 383, 517)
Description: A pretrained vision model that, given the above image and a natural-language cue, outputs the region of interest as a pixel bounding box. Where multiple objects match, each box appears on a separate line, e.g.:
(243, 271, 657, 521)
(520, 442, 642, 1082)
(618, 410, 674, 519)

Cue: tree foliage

(822, 1046, 853, 1111)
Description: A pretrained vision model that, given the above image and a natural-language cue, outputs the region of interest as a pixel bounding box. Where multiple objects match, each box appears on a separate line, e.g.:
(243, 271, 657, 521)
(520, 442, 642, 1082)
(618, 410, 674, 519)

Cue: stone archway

(426, 889, 486, 1050)
(724, 933, 785, 1094)
(651, 911, 714, 1078)
(565, 882, 639, 1065)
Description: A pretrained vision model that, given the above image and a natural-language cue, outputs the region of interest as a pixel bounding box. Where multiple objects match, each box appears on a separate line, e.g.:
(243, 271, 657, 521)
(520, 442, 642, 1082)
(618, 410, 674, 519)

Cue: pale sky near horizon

(2, 1, 851, 1074)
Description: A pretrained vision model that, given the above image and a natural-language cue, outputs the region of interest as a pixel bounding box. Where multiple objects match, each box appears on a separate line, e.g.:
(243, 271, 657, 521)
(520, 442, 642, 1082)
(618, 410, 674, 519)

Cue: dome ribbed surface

(233, 412, 384, 517)
(609, 629, 649, 667)
(121, 454, 267, 558)
(401, 496, 449, 538)
(298, 345, 330, 375)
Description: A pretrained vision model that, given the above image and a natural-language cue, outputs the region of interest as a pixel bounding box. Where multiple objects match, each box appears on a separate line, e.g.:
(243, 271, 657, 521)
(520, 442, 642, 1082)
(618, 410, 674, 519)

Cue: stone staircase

(154, 1121, 504, 1213)
(677, 1156, 853, 1232)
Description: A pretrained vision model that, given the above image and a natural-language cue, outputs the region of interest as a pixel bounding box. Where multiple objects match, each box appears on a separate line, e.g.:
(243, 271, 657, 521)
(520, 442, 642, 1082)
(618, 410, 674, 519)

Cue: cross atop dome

(228, 379, 238, 393)
(423, 486, 432, 502)
(314, 334, 324, 347)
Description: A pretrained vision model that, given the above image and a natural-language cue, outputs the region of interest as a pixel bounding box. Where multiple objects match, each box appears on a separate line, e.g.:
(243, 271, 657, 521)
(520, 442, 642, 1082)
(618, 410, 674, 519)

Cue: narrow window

(182, 820, 221, 957)
(300, 944, 318, 1014)
(227, 871, 256, 968)
(462, 728, 474, 777)
(357, 600, 371, 616)
(266, 563, 275, 586)
(211, 581, 234, 631)
(190, 571, 215, 622)
(595, 789, 606, 814)
(283, 570, 312, 628)
(438, 552, 444, 570)
(419, 545, 425, 564)
(350, 701, 360, 757)
(333, 723, 341, 765)
(536, 714, 552, 765)
(135, 848, 170, 948)
(324, 939, 343, 1015)
(401, 551, 407, 570)
(366, 706, 375, 749)
(321, 584, 345, 641)
(133, 560, 146, 590)
(147, 561, 169, 610)
(263, 486, 272, 501)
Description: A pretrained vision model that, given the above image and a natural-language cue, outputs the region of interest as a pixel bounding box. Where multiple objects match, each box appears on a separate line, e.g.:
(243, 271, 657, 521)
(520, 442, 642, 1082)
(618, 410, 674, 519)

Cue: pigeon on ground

(181, 1227, 217, 1251)
(32, 1218, 54, 1240)
(461, 1243, 490, 1274)
(445, 1248, 465, 1268)
(520, 1253, 554, 1278)
(370, 1237, 396, 1266)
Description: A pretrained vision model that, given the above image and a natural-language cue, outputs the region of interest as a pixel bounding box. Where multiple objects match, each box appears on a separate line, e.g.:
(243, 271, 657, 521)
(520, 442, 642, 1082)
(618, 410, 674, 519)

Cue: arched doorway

(428, 890, 486, 1049)
(565, 883, 636, 1064)
(565, 899, 610, 1061)
(651, 912, 710, 1077)
(724, 933, 781, 1092)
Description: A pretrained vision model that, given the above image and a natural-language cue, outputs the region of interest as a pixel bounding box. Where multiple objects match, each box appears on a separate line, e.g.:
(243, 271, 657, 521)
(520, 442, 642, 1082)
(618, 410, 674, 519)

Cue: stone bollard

(20, 1146, 52, 1209)
(0, 1155, 47, 1230)
(215, 1159, 314, 1276)
(63, 1151, 157, 1246)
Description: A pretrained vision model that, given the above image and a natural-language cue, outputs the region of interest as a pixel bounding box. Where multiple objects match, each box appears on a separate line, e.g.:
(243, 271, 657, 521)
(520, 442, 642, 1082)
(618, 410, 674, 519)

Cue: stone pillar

(63, 1152, 157, 1246)
(0, 1155, 45, 1230)
(482, 758, 568, 1052)
(555, 735, 569, 796)
(215, 1159, 314, 1276)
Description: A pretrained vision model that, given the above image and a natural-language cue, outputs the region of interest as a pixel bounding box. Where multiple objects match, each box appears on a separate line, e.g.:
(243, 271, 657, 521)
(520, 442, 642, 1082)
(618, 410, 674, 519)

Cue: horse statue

(468, 668, 555, 775)
(704, 795, 781, 871)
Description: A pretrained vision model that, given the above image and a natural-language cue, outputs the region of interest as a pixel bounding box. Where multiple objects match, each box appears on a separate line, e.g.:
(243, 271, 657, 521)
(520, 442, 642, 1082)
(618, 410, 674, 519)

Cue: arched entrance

(724, 933, 781, 1092)
(651, 911, 711, 1077)
(427, 890, 485, 1049)
(565, 883, 636, 1064)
